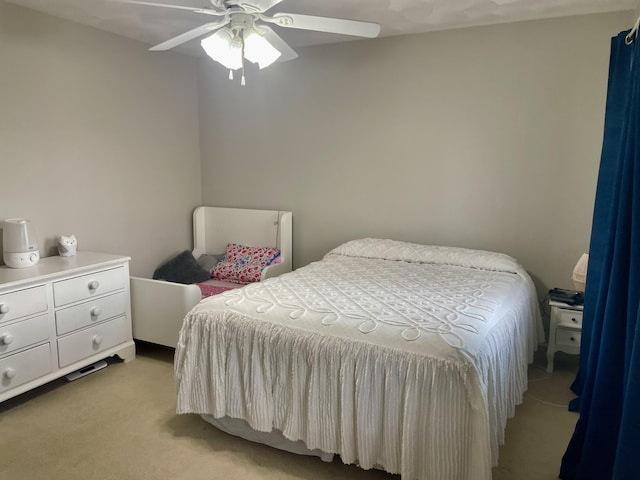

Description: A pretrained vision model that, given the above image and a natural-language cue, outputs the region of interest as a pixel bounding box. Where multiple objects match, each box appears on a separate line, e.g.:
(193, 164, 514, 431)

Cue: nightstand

(546, 300, 583, 373)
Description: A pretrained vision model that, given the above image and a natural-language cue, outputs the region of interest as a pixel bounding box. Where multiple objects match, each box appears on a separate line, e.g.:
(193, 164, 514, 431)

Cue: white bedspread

(175, 238, 541, 480)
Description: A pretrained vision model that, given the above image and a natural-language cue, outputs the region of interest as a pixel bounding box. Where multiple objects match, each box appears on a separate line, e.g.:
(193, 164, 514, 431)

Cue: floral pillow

(212, 243, 281, 284)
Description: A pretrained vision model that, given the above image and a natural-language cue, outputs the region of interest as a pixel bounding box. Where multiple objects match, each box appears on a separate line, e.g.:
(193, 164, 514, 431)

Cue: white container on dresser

(0, 252, 135, 403)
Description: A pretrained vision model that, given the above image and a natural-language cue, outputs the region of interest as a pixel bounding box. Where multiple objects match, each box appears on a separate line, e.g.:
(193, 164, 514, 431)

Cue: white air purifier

(2, 218, 40, 268)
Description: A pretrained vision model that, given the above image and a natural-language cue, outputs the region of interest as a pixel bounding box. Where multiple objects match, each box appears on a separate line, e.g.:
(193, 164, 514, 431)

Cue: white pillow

(326, 238, 522, 274)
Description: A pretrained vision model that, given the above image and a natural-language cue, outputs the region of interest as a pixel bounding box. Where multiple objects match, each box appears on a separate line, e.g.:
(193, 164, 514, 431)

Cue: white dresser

(546, 300, 583, 373)
(0, 252, 135, 403)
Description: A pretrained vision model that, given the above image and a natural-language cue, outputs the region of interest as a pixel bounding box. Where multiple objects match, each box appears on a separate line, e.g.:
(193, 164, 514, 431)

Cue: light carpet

(0, 343, 579, 480)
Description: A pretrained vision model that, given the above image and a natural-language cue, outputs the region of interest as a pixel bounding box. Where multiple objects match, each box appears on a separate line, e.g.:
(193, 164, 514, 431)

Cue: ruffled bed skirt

(175, 305, 532, 480)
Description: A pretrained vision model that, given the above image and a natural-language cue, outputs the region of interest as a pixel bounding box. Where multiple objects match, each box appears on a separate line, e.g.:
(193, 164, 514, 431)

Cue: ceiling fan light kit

(201, 23, 281, 83)
(110, 0, 381, 85)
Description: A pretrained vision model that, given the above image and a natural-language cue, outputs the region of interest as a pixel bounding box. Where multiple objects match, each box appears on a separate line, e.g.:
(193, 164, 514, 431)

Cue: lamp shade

(572, 253, 589, 292)
(201, 29, 243, 70)
(243, 29, 281, 69)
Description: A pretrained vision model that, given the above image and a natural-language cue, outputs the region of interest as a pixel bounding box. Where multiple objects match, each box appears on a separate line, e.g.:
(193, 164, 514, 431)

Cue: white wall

(0, 2, 202, 277)
(0, 3, 631, 296)
(198, 11, 631, 296)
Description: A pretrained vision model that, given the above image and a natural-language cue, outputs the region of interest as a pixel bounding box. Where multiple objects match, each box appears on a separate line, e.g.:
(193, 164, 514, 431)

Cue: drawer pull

(571, 317, 578, 323)
(3, 367, 16, 379)
(88, 280, 100, 291)
(0, 304, 9, 314)
(0, 333, 14, 345)
(90, 306, 102, 318)
(92, 335, 103, 346)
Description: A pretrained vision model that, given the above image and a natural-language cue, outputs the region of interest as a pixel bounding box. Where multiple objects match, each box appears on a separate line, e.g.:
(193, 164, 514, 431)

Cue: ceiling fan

(110, 0, 381, 84)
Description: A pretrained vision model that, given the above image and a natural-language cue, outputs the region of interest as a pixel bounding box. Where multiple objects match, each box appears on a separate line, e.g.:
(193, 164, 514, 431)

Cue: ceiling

(4, 0, 639, 55)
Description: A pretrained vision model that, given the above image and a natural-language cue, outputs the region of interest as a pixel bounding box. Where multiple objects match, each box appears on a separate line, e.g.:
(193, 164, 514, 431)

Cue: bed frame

(130, 206, 293, 348)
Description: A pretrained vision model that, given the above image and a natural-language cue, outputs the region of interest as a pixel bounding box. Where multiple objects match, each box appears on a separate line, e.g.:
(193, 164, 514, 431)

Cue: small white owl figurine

(57, 234, 78, 257)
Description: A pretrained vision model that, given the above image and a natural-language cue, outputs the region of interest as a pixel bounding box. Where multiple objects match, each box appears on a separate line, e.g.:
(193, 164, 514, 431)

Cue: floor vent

(64, 360, 108, 382)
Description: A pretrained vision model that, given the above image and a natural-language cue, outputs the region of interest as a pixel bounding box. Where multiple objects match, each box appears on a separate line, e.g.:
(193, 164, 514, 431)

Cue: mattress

(174, 238, 542, 480)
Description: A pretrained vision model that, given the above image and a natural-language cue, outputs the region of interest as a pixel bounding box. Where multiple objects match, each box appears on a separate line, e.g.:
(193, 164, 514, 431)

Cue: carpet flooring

(0, 342, 579, 480)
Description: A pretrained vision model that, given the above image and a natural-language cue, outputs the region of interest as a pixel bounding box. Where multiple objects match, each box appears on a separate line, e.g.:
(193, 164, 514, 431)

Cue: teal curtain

(559, 29, 640, 480)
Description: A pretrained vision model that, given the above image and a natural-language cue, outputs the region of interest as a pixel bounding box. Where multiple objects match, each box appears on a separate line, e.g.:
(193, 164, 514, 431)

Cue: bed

(174, 238, 544, 480)
(130, 206, 293, 348)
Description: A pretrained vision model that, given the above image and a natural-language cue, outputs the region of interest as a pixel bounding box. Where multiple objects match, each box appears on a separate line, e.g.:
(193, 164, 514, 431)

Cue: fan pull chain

(240, 30, 246, 86)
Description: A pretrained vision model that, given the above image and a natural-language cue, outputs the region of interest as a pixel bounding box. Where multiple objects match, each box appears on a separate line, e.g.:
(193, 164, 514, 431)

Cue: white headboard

(191, 206, 293, 273)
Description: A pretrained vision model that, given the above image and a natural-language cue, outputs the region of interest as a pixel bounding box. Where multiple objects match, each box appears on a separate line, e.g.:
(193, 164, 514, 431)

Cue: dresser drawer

(556, 328, 581, 348)
(57, 315, 128, 368)
(0, 314, 49, 357)
(0, 286, 48, 324)
(557, 309, 583, 329)
(56, 292, 127, 336)
(0, 343, 52, 394)
(53, 267, 126, 307)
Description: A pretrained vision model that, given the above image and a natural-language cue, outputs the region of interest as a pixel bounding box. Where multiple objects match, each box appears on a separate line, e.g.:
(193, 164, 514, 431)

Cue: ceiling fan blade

(149, 19, 230, 50)
(233, 0, 283, 13)
(108, 0, 225, 16)
(269, 13, 380, 38)
(259, 26, 298, 62)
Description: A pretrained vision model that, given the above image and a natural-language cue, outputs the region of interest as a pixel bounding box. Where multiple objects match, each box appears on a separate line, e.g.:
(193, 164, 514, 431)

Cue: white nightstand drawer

(0, 314, 49, 357)
(556, 328, 581, 348)
(57, 315, 128, 368)
(53, 267, 125, 307)
(557, 309, 583, 329)
(55, 292, 127, 336)
(0, 286, 48, 325)
(0, 343, 52, 394)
